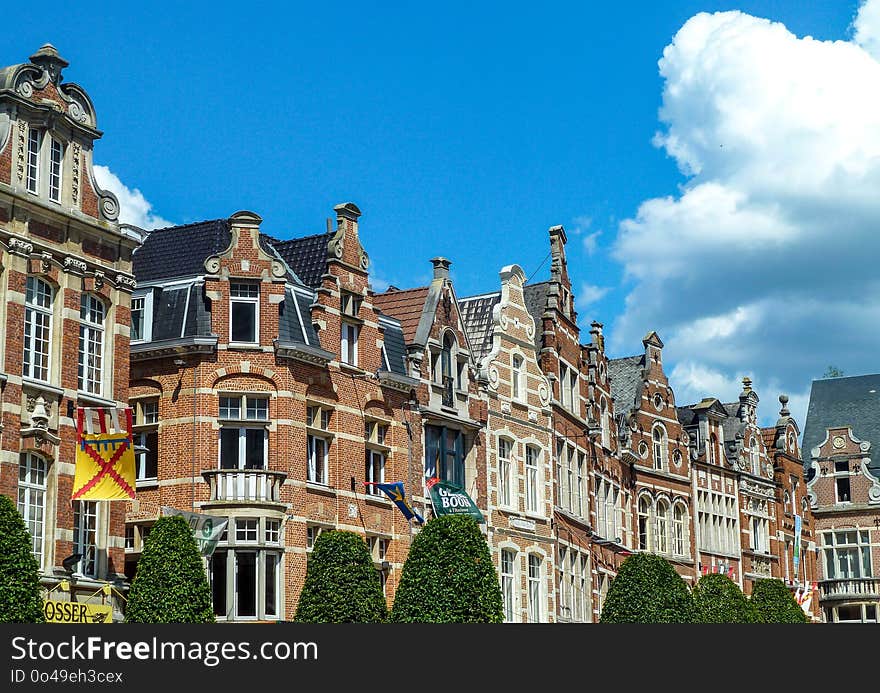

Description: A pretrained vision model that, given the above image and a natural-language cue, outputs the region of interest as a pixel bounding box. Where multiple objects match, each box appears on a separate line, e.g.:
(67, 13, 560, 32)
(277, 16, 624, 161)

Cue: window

(219, 395, 269, 470)
(78, 294, 105, 394)
(750, 438, 761, 476)
(368, 536, 388, 562)
(559, 362, 578, 414)
(525, 445, 539, 513)
(823, 530, 872, 580)
(425, 425, 465, 487)
(673, 504, 686, 556)
(23, 277, 53, 381)
(130, 292, 153, 343)
(528, 555, 542, 623)
(133, 399, 159, 482)
(498, 438, 513, 507)
(501, 549, 516, 622)
(365, 449, 385, 493)
(341, 292, 362, 317)
(26, 128, 40, 193)
(512, 354, 524, 401)
(48, 137, 63, 202)
(210, 517, 281, 620)
(576, 453, 585, 518)
(834, 460, 851, 503)
(708, 433, 718, 465)
(230, 282, 259, 344)
(73, 500, 98, 577)
(341, 322, 359, 366)
(600, 398, 611, 449)
(18, 453, 47, 566)
(751, 516, 769, 553)
(656, 500, 669, 554)
(652, 425, 667, 471)
(306, 525, 323, 550)
(306, 404, 332, 485)
(638, 496, 650, 550)
(364, 420, 388, 446)
(697, 488, 738, 555)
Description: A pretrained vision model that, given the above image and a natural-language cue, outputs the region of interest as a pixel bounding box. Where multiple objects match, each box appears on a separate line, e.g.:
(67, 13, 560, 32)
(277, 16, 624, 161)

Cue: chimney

(431, 257, 451, 280)
(590, 321, 605, 351)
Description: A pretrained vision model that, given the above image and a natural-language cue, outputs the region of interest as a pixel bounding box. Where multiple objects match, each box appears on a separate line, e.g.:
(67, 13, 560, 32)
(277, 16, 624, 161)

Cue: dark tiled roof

(379, 316, 408, 376)
(608, 355, 644, 416)
(458, 292, 501, 360)
(150, 282, 213, 341)
(133, 220, 230, 282)
(676, 406, 698, 428)
(720, 403, 746, 443)
(268, 233, 330, 288)
(803, 374, 880, 479)
(523, 282, 550, 347)
(373, 287, 430, 345)
(278, 287, 320, 347)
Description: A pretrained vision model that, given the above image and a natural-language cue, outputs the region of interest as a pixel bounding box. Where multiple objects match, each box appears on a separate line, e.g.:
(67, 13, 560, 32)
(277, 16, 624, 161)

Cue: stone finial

(742, 376, 753, 392)
(30, 44, 68, 84)
(779, 394, 790, 417)
(334, 202, 361, 223)
(431, 257, 451, 280)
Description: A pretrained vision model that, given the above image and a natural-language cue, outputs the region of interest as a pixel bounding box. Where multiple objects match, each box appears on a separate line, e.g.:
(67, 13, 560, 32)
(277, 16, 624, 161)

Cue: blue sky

(5, 1, 877, 427)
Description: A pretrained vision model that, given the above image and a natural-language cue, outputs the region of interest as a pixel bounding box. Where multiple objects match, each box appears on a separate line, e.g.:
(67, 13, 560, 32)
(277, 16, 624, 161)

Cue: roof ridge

(374, 286, 430, 296)
(149, 218, 228, 233)
(459, 291, 501, 302)
(269, 231, 331, 246)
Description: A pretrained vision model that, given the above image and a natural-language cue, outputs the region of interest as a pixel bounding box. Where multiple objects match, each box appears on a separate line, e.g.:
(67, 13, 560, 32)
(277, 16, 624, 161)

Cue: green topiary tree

(0, 494, 45, 623)
(391, 515, 503, 623)
(692, 573, 754, 623)
(599, 553, 694, 623)
(125, 515, 214, 623)
(750, 578, 808, 623)
(294, 530, 387, 623)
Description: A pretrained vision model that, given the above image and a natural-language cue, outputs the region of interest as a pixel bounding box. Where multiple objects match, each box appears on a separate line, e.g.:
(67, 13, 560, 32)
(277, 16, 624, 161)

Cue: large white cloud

(93, 165, 172, 230)
(611, 1, 880, 428)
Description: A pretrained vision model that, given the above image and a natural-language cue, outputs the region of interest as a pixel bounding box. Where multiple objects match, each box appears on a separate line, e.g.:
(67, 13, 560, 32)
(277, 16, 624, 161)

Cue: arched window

(525, 445, 540, 513)
(708, 433, 718, 465)
(638, 496, 651, 550)
(652, 425, 667, 471)
(512, 354, 524, 401)
(673, 504, 686, 556)
(18, 453, 48, 567)
(500, 549, 517, 622)
(600, 397, 610, 450)
(78, 293, 106, 395)
(441, 333, 454, 380)
(656, 500, 669, 554)
(23, 277, 54, 381)
(498, 438, 513, 507)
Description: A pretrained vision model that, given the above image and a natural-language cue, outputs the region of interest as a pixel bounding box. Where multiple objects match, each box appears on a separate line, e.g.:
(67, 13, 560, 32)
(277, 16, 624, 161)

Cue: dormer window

(230, 282, 259, 344)
(341, 292, 362, 317)
(26, 129, 40, 194)
(130, 291, 153, 343)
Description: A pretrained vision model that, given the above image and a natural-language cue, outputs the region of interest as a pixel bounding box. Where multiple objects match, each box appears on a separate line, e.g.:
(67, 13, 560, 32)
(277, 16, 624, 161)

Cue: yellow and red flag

(72, 407, 136, 501)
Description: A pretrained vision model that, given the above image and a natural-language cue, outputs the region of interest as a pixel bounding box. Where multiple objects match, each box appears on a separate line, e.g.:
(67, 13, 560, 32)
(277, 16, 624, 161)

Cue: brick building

(127, 205, 418, 621)
(0, 46, 138, 617)
(804, 374, 880, 623)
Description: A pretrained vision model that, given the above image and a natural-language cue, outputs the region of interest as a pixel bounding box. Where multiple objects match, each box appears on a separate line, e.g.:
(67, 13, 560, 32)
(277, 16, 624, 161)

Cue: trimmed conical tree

(692, 573, 754, 623)
(0, 494, 45, 623)
(294, 530, 387, 623)
(391, 515, 503, 623)
(599, 553, 694, 623)
(125, 515, 214, 623)
(750, 578, 808, 623)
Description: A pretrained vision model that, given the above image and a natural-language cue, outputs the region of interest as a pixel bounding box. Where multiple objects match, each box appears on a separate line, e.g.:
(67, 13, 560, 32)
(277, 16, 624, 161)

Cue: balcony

(202, 469, 287, 506)
(819, 577, 880, 602)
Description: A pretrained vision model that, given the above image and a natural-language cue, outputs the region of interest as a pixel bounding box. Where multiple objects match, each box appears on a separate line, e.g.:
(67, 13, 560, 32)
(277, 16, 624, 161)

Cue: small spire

(779, 394, 790, 417)
(742, 376, 753, 393)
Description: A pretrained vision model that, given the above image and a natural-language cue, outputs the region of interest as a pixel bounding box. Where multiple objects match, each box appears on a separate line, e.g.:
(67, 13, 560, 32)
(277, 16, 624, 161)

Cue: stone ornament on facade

(115, 273, 137, 290)
(93, 270, 105, 289)
(8, 237, 33, 257)
(63, 256, 88, 274)
(16, 120, 26, 182)
(71, 142, 81, 205)
(40, 252, 53, 274)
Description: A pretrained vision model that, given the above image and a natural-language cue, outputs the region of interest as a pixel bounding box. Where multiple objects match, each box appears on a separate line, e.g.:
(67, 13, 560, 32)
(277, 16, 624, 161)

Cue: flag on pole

(72, 407, 136, 501)
(367, 481, 424, 524)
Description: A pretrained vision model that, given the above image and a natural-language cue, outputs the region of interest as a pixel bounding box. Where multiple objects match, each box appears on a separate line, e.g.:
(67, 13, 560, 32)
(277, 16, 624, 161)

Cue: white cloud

(582, 230, 602, 255)
(611, 4, 880, 427)
(93, 165, 172, 230)
(576, 282, 609, 310)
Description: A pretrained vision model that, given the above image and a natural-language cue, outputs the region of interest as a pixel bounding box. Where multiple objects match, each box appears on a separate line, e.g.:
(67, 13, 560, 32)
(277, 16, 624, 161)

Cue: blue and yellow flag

(368, 481, 424, 524)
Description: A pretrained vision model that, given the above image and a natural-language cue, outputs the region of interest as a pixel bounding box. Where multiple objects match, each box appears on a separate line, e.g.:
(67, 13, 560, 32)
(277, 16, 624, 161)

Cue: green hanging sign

(427, 479, 485, 523)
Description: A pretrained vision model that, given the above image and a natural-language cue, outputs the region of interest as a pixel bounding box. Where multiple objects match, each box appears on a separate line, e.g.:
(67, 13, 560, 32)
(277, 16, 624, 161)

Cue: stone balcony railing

(818, 577, 880, 601)
(202, 469, 287, 505)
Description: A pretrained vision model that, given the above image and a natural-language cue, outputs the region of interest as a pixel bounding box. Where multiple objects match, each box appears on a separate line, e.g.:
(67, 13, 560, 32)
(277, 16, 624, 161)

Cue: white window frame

(498, 438, 513, 507)
(341, 321, 359, 366)
(307, 434, 329, 484)
(652, 424, 667, 471)
(525, 445, 539, 514)
(365, 448, 385, 493)
(23, 276, 53, 382)
(527, 554, 543, 623)
(48, 136, 63, 203)
(501, 549, 517, 622)
(130, 291, 153, 343)
(512, 354, 524, 401)
(73, 500, 99, 578)
(26, 128, 41, 194)
(78, 293, 106, 395)
(229, 282, 260, 345)
(18, 453, 48, 568)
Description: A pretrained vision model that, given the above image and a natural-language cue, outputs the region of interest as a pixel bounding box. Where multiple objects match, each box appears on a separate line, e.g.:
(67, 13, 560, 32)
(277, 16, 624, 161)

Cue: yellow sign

(72, 407, 137, 501)
(43, 600, 113, 624)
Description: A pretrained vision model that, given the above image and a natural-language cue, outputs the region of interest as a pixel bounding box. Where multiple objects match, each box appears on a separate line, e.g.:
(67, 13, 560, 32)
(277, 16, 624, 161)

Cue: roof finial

(779, 394, 790, 417)
(742, 376, 753, 392)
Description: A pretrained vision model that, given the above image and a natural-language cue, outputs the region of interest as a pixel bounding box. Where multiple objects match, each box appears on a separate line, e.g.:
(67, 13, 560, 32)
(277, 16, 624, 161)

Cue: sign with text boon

(427, 478, 485, 523)
(43, 600, 113, 624)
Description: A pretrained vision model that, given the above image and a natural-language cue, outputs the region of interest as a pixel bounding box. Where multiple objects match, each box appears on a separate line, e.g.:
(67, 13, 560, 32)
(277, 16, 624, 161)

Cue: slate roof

(802, 374, 880, 479)
(373, 287, 431, 345)
(676, 406, 698, 428)
(146, 281, 213, 341)
(720, 403, 746, 443)
(278, 287, 321, 347)
(523, 282, 550, 347)
(458, 292, 501, 360)
(133, 219, 231, 282)
(608, 355, 644, 416)
(268, 233, 330, 288)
